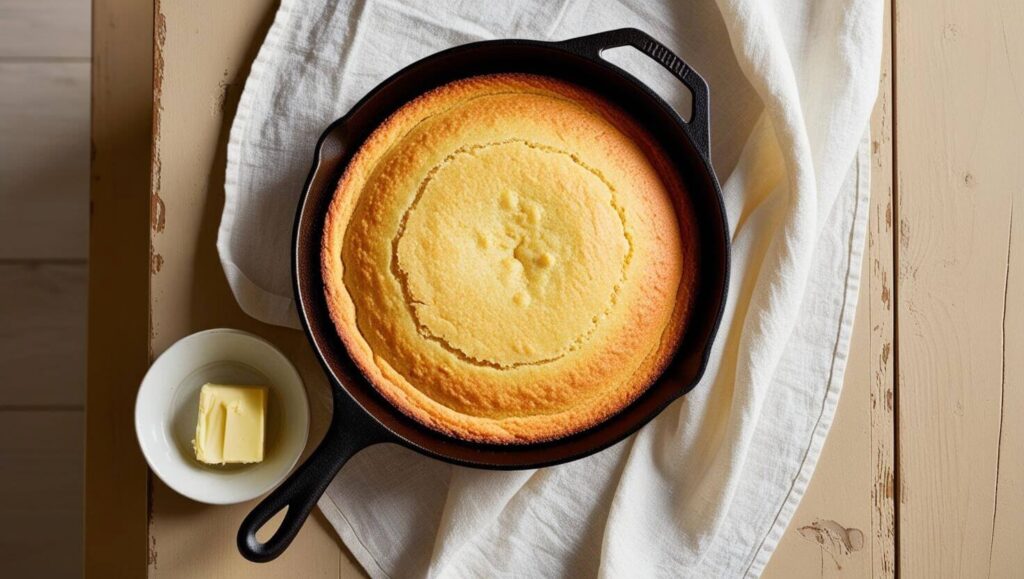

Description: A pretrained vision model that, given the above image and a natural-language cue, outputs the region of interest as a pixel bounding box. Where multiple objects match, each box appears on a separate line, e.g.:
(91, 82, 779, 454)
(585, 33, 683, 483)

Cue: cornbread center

(322, 74, 697, 443)
(394, 140, 630, 368)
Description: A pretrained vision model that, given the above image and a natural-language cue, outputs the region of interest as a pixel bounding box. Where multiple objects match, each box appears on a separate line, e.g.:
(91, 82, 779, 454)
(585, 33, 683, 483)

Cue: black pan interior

(293, 36, 730, 469)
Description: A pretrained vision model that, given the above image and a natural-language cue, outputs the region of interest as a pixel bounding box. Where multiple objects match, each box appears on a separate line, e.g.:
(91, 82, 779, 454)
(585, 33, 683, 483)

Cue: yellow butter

(192, 384, 267, 464)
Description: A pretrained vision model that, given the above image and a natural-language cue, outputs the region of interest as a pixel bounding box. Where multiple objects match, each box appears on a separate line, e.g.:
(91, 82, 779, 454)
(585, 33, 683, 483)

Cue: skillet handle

(556, 28, 711, 160)
(237, 392, 383, 562)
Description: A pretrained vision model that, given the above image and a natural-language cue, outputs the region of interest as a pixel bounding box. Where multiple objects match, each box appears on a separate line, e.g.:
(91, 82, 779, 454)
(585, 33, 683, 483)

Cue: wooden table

(85, 1, 1023, 577)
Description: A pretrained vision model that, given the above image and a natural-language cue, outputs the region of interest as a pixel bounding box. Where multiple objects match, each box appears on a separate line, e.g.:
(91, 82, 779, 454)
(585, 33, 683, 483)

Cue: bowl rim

(134, 327, 311, 505)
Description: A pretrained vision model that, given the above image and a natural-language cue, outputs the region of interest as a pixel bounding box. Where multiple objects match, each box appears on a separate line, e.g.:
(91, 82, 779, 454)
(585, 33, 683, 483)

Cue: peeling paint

(151, 4, 167, 236)
(212, 79, 232, 115)
(148, 533, 158, 568)
(147, 471, 157, 569)
(150, 191, 166, 233)
(798, 519, 865, 570)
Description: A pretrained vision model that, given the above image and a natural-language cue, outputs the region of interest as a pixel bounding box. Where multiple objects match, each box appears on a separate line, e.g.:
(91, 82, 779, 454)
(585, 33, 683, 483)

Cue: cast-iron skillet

(238, 27, 730, 563)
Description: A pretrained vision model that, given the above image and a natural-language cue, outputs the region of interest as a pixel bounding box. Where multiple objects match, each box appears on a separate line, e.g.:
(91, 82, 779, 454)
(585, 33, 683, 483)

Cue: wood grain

(0, 62, 90, 259)
(0, 264, 87, 407)
(84, 0, 153, 577)
(895, 0, 1024, 574)
(988, 178, 1023, 578)
(0, 411, 84, 578)
(0, 0, 91, 59)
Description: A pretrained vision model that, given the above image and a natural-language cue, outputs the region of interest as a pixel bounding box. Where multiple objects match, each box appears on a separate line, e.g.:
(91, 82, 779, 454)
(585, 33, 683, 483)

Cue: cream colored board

(895, 0, 1024, 575)
(761, 1, 895, 576)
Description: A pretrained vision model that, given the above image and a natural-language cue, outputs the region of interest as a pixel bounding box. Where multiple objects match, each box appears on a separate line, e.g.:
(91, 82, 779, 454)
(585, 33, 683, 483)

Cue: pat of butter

(192, 384, 267, 465)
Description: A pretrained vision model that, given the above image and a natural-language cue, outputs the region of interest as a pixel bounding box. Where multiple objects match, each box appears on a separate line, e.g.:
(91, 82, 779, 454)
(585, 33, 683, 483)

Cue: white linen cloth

(220, 0, 883, 576)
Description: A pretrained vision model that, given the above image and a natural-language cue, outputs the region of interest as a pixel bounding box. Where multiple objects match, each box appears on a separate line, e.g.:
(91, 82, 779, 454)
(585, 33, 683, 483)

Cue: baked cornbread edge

(321, 73, 698, 444)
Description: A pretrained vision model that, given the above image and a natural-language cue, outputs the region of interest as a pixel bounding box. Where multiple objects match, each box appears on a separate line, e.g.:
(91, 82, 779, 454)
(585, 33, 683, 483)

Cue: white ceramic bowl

(135, 328, 310, 505)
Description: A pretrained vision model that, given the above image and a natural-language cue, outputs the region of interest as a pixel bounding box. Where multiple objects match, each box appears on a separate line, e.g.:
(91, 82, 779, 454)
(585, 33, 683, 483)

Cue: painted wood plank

(865, 4, 897, 570)
(0, 410, 84, 578)
(148, 1, 364, 577)
(762, 1, 895, 577)
(84, 0, 153, 577)
(0, 62, 90, 259)
(895, 0, 1024, 575)
(0, 0, 91, 59)
(0, 264, 87, 407)
(988, 179, 1023, 578)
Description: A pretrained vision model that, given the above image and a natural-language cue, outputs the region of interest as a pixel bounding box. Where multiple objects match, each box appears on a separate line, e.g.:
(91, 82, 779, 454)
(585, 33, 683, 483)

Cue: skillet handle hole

(599, 46, 694, 123)
(254, 506, 290, 544)
(237, 404, 381, 563)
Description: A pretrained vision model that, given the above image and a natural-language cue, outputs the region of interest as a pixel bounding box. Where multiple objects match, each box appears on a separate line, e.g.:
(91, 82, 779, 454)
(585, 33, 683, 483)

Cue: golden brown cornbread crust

(322, 73, 698, 443)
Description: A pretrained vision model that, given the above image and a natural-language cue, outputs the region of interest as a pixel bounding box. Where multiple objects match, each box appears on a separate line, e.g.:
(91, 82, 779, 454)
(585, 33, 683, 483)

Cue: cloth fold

(219, 0, 882, 576)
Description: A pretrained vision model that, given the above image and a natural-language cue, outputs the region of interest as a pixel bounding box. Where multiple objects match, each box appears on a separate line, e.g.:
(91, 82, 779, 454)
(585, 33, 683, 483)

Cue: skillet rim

(292, 31, 731, 469)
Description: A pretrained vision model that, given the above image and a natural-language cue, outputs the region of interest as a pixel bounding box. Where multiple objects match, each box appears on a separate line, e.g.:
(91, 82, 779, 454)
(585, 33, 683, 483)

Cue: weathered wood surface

(81, 0, 1024, 575)
(894, 0, 1024, 575)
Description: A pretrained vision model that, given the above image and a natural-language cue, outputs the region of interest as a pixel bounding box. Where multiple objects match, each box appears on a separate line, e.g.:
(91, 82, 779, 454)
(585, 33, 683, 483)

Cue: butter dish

(135, 328, 309, 505)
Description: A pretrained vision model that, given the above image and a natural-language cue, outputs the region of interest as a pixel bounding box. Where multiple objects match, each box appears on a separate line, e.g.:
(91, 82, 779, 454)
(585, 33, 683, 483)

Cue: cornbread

(322, 74, 698, 443)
